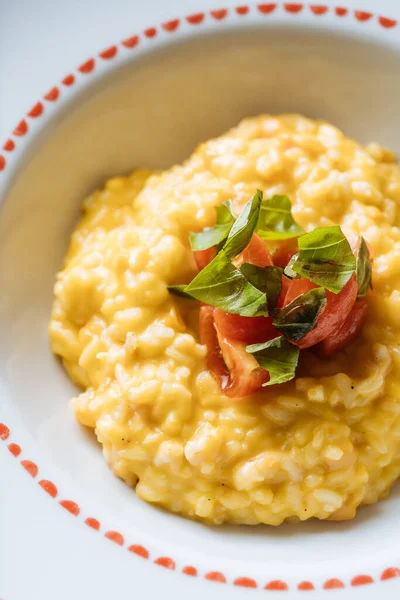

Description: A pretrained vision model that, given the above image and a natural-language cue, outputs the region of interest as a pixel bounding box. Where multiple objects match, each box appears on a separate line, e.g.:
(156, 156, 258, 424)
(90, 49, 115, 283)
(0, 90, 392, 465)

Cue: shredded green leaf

(257, 195, 303, 240)
(287, 226, 356, 293)
(184, 250, 269, 316)
(272, 287, 327, 342)
(356, 236, 373, 298)
(189, 200, 235, 251)
(240, 264, 283, 312)
(246, 336, 300, 386)
(223, 190, 263, 260)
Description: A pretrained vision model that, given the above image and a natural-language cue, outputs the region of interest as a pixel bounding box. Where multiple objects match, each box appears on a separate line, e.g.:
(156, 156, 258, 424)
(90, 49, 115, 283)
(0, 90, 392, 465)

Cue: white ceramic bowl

(2, 4, 400, 596)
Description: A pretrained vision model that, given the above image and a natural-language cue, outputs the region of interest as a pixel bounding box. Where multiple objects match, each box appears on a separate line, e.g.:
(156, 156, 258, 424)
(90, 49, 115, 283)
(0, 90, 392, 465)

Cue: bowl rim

(1, 2, 400, 594)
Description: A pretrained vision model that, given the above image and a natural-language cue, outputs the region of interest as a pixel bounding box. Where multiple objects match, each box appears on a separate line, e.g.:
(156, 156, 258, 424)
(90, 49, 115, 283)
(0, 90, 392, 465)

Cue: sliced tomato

(282, 276, 358, 349)
(211, 234, 277, 345)
(282, 277, 318, 305)
(199, 305, 269, 398)
(218, 335, 269, 398)
(271, 239, 299, 268)
(213, 309, 279, 344)
(318, 298, 368, 357)
(193, 247, 216, 271)
(239, 233, 274, 267)
(199, 305, 229, 385)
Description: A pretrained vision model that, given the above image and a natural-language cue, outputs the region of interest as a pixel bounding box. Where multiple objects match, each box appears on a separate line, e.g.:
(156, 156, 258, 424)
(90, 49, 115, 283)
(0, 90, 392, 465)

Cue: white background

(1, 1, 400, 599)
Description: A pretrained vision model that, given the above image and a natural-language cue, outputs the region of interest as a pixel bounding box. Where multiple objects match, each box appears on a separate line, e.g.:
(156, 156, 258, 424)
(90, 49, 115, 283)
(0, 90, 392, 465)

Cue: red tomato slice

(218, 335, 269, 398)
(211, 234, 277, 344)
(193, 247, 216, 271)
(318, 298, 368, 357)
(282, 278, 318, 305)
(282, 276, 358, 349)
(199, 305, 229, 386)
(271, 239, 299, 268)
(240, 233, 274, 267)
(194, 233, 273, 271)
(199, 306, 269, 398)
(213, 309, 279, 344)
(277, 275, 291, 308)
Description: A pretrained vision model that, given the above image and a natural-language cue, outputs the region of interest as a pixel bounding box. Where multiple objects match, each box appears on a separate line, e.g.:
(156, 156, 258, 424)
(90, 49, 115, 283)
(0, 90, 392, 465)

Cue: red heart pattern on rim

(0, 3, 398, 181)
(122, 35, 139, 48)
(1, 2, 400, 592)
(62, 74, 75, 86)
(310, 5, 329, 15)
(28, 102, 44, 118)
(284, 3, 304, 13)
(258, 3, 277, 14)
(44, 86, 60, 101)
(354, 9, 373, 21)
(186, 13, 205, 24)
(162, 19, 180, 31)
(144, 27, 157, 38)
(2, 139, 14, 151)
(1, 420, 400, 590)
(210, 8, 228, 19)
(99, 46, 118, 59)
(78, 58, 95, 73)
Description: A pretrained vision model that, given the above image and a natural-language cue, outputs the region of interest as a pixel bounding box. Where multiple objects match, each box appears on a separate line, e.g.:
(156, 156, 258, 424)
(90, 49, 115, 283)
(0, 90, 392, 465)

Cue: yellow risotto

(49, 115, 400, 525)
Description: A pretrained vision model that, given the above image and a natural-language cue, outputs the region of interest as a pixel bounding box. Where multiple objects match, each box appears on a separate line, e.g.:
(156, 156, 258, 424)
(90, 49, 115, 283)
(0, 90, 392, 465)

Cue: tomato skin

(318, 298, 368, 357)
(282, 276, 358, 349)
(218, 336, 269, 398)
(271, 239, 299, 268)
(240, 233, 274, 267)
(282, 278, 318, 305)
(199, 305, 230, 385)
(213, 309, 279, 344)
(211, 234, 277, 345)
(199, 306, 269, 398)
(193, 247, 216, 271)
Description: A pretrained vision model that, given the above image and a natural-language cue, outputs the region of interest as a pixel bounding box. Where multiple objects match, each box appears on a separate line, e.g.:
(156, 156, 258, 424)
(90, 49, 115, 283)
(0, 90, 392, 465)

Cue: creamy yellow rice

(49, 115, 400, 525)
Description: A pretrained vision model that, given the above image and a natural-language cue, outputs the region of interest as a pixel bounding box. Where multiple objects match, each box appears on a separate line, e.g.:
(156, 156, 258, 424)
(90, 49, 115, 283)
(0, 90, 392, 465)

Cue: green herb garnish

(189, 200, 235, 251)
(257, 195, 304, 240)
(284, 226, 355, 293)
(223, 190, 263, 260)
(246, 336, 300, 386)
(184, 251, 268, 316)
(356, 236, 373, 298)
(167, 190, 368, 392)
(272, 287, 327, 342)
(240, 264, 283, 312)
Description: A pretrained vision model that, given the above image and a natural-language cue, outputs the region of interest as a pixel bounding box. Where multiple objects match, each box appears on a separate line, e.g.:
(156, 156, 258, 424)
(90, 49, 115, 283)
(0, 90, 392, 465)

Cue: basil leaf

(184, 251, 268, 316)
(240, 264, 283, 311)
(223, 190, 263, 260)
(246, 336, 300, 386)
(189, 200, 235, 251)
(257, 195, 303, 240)
(168, 285, 194, 299)
(290, 226, 356, 293)
(272, 287, 327, 342)
(284, 253, 301, 279)
(356, 236, 373, 298)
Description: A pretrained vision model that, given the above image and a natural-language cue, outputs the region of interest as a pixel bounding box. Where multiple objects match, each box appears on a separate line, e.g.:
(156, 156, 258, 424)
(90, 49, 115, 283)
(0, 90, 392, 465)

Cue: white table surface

(2, 1, 400, 599)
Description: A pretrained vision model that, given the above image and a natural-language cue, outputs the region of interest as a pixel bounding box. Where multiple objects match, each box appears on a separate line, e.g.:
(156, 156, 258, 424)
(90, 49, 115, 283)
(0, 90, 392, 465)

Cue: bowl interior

(2, 23, 400, 583)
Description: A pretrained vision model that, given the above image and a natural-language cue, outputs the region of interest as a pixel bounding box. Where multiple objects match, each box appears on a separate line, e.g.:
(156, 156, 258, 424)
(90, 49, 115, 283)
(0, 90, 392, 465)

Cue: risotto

(49, 115, 400, 525)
